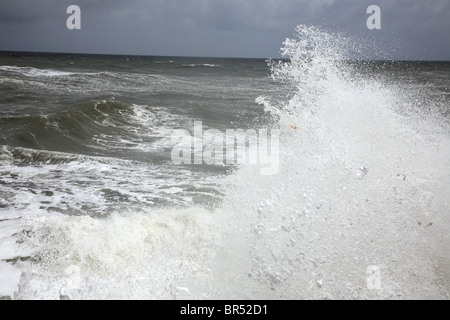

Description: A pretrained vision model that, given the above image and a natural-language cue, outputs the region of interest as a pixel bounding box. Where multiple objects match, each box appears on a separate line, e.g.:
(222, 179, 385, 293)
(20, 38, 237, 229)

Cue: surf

(4, 25, 450, 300)
(220, 25, 450, 299)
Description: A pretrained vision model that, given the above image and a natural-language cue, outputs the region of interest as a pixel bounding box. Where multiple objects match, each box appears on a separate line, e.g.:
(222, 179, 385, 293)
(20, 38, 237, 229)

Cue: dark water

(0, 27, 449, 300)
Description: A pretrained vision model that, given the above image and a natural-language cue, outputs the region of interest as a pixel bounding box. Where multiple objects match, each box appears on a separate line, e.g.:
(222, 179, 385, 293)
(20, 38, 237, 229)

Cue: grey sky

(0, 0, 449, 60)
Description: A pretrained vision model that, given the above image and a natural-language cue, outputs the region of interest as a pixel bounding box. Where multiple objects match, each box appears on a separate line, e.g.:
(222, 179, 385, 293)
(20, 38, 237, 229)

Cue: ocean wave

(182, 64, 219, 68)
(2, 26, 449, 300)
(0, 146, 79, 165)
(231, 25, 450, 299)
(0, 99, 187, 154)
(0, 66, 77, 77)
(0, 143, 222, 217)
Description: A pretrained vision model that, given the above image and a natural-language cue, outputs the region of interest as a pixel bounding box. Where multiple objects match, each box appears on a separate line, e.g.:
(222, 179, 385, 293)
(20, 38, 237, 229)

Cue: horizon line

(0, 50, 449, 63)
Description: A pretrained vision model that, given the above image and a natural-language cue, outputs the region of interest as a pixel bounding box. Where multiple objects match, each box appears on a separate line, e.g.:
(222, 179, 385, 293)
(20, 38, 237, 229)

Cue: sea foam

(9, 26, 450, 300)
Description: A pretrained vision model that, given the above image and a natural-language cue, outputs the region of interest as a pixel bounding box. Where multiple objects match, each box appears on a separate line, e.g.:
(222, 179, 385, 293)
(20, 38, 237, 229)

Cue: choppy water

(0, 26, 449, 300)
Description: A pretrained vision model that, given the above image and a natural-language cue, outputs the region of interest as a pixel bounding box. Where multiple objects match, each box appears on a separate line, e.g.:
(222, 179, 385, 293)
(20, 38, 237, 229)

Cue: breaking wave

(4, 26, 449, 300)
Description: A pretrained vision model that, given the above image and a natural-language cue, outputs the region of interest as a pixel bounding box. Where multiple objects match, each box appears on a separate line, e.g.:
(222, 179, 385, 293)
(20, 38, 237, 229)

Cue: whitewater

(0, 26, 449, 300)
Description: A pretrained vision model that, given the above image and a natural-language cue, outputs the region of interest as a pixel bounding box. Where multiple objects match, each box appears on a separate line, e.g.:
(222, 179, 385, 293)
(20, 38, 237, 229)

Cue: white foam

(0, 262, 21, 299)
(0, 66, 76, 77)
(0, 219, 29, 299)
(0, 145, 216, 216)
(182, 64, 219, 67)
(90, 103, 179, 153)
(0, 219, 23, 259)
(225, 25, 450, 299)
(14, 208, 227, 299)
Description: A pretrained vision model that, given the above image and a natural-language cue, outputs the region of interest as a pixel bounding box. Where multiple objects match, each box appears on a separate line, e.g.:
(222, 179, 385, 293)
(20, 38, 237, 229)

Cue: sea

(0, 26, 449, 300)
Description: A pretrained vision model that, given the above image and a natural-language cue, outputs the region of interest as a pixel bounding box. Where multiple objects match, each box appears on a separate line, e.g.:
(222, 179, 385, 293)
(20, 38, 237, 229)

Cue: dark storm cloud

(0, 0, 57, 23)
(0, 0, 448, 59)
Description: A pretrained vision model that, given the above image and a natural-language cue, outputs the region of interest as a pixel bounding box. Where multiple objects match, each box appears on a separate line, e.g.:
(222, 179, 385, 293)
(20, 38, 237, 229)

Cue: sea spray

(220, 25, 450, 299)
(10, 26, 450, 299)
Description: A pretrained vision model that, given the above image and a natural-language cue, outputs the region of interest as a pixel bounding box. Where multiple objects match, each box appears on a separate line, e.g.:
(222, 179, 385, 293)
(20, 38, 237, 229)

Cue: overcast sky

(0, 0, 449, 60)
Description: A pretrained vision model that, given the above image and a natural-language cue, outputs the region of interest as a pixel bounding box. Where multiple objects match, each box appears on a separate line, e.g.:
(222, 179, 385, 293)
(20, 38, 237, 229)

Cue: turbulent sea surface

(0, 26, 449, 299)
